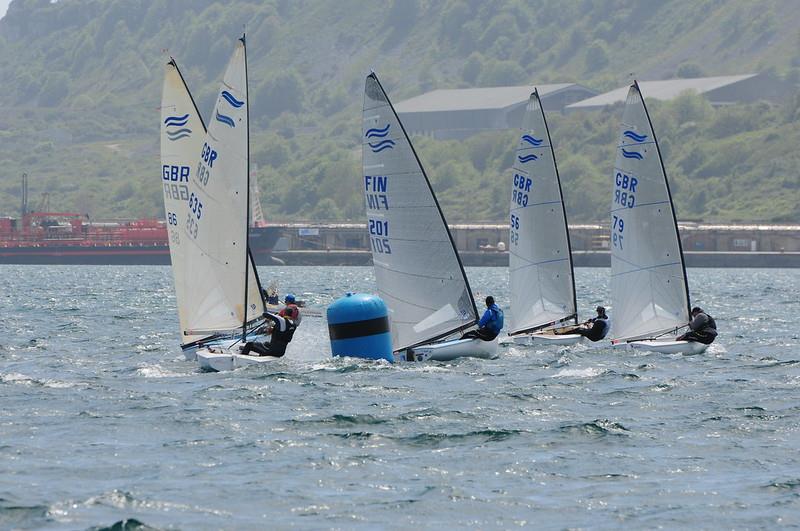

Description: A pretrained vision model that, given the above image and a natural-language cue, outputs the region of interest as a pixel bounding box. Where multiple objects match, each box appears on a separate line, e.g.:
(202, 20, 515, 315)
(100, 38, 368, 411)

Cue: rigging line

(609, 200, 670, 214)
(508, 254, 569, 273)
(373, 261, 464, 282)
(616, 141, 656, 148)
(610, 259, 681, 277)
(509, 199, 563, 213)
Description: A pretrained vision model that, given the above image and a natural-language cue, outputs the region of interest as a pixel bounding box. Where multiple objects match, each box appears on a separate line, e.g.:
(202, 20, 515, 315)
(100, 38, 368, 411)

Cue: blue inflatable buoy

(327, 293, 394, 362)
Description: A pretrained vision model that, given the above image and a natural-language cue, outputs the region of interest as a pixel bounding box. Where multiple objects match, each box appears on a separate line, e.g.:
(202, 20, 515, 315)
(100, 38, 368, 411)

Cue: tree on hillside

(252, 71, 305, 120)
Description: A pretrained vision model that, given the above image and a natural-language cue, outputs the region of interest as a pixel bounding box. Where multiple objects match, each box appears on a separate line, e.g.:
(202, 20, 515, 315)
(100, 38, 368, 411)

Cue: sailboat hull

(398, 338, 499, 362)
(628, 340, 708, 355)
(197, 349, 281, 371)
(512, 333, 583, 346)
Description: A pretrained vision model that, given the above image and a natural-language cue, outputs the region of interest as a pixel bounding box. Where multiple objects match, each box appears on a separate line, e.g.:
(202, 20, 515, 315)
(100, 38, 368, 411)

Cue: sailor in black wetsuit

(677, 307, 717, 345)
(575, 306, 610, 342)
(240, 312, 297, 357)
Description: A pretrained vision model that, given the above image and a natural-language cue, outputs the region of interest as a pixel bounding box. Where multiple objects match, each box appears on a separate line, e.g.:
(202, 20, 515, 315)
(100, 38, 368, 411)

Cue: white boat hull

(628, 340, 708, 355)
(398, 338, 499, 362)
(512, 333, 583, 346)
(196, 348, 280, 372)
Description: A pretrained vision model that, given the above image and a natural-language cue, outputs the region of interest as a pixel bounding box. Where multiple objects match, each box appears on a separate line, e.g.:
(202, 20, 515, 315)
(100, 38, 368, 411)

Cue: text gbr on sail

(365, 175, 389, 210)
(512, 173, 531, 207)
(163, 165, 190, 202)
(614, 171, 637, 208)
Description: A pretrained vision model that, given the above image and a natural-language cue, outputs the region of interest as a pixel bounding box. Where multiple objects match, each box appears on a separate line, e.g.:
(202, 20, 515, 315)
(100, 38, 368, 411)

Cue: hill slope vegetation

(0, 0, 798, 223)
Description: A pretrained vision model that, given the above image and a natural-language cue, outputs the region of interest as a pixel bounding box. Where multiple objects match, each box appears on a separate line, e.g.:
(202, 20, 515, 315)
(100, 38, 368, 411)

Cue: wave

(558, 419, 630, 437)
(163, 114, 189, 127)
(621, 148, 643, 160)
(0, 498, 50, 528)
(365, 124, 391, 138)
(623, 130, 648, 142)
(518, 154, 538, 163)
(220, 90, 244, 108)
(394, 429, 523, 447)
(288, 413, 389, 426)
(369, 139, 395, 152)
(166, 128, 192, 141)
(521, 134, 543, 146)
(215, 111, 235, 128)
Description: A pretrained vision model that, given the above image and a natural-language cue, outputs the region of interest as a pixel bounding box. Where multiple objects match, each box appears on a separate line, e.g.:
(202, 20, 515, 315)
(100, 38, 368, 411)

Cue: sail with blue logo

(610, 82, 691, 342)
(176, 37, 265, 337)
(160, 54, 265, 344)
(362, 73, 478, 351)
(508, 91, 577, 335)
(160, 59, 209, 344)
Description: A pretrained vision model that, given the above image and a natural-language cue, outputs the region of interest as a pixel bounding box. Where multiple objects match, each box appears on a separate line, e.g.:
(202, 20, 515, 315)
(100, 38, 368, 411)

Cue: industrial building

(394, 83, 597, 140)
(565, 73, 793, 111)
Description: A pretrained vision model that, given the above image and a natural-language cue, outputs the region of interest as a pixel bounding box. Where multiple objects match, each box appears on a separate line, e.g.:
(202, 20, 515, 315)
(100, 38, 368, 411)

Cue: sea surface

(0, 266, 798, 530)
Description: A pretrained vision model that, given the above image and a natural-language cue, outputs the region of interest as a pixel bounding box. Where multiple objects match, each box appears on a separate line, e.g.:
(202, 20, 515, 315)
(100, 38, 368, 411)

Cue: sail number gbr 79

(612, 171, 637, 250)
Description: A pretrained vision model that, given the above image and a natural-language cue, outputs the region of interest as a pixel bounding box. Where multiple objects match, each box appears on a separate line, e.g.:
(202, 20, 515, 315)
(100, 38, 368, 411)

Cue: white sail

(160, 60, 208, 344)
(508, 90, 577, 334)
(179, 37, 264, 336)
(362, 73, 478, 351)
(610, 82, 690, 342)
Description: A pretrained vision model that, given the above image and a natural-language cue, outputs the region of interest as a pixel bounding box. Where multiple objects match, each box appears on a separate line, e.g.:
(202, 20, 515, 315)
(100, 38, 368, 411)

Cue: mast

(20, 173, 28, 218)
(633, 80, 692, 319)
(537, 89, 578, 327)
(241, 33, 251, 343)
(368, 72, 479, 344)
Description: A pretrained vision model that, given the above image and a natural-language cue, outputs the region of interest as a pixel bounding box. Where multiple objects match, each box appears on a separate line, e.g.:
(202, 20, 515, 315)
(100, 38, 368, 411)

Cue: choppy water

(1, 265, 798, 530)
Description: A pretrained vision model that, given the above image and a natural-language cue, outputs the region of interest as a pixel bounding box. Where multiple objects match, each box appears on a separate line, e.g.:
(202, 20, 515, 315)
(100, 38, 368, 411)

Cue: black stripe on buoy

(328, 316, 390, 340)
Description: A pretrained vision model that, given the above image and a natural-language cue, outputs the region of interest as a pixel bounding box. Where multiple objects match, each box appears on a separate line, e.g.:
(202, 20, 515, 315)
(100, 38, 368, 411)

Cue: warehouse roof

(395, 83, 592, 113)
(565, 74, 758, 110)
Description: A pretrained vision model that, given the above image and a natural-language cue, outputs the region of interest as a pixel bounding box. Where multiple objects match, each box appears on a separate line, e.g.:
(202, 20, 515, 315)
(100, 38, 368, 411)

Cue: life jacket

(279, 303, 301, 324)
(596, 316, 610, 338)
(272, 316, 297, 344)
(485, 304, 504, 334)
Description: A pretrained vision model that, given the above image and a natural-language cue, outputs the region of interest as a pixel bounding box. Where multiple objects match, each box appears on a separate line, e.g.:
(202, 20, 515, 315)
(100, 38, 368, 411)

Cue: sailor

(461, 296, 504, 341)
(240, 312, 297, 357)
(677, 307, 717, 344)
(278, 293, 302, 325)
(575, 306, 610, 342)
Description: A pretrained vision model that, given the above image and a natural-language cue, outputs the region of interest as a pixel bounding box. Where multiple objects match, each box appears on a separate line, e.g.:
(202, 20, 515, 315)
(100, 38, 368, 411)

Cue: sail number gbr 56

(365, 174, 391, 254)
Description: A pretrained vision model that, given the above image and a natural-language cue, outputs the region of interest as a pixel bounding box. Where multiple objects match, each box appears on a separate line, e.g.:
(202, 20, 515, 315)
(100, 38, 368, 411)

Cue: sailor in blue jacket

(462, 296, 504, 341)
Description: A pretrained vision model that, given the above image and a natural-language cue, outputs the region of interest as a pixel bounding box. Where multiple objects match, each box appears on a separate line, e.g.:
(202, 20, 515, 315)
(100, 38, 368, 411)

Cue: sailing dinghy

(507, 90, 581, 346)
(609, 81, 707, 355)
(160, 37, 274, 371)
(362, 73, 498, 362)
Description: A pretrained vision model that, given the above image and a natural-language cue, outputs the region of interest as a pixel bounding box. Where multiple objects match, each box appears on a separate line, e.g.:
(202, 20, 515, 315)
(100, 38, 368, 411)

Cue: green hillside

(0, 0, 798, 223)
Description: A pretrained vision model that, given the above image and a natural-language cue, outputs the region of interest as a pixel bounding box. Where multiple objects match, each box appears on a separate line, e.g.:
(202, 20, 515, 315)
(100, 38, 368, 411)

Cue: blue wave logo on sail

(164, 114, 191, 141)
(622, 130, 648, 142)
(220, 90, 244, 108)
(365, 124, 391, 139)
(518, 154, 538, 163)
(521, 134, 543, 146)
(369, 139, 395, 153)
(621, 148, 643, 160)
(215, 111, 236, 128)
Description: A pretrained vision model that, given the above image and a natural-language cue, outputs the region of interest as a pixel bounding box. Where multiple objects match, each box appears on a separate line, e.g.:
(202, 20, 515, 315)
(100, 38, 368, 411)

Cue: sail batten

(508, 90, 577, 335)
(362, 73, 478, 352)
(610, 82, 691, 343)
